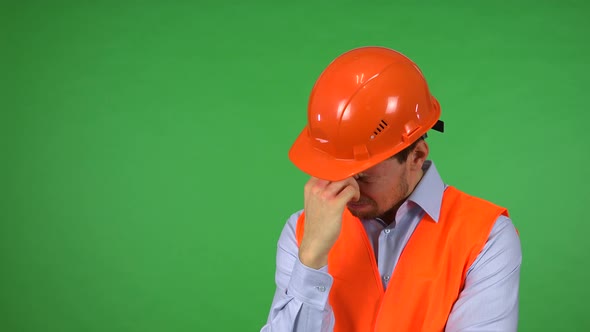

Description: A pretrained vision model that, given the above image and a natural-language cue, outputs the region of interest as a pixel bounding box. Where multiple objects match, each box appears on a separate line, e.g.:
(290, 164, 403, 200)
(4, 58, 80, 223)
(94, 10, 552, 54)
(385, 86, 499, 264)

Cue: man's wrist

(299, 249, 329, 270)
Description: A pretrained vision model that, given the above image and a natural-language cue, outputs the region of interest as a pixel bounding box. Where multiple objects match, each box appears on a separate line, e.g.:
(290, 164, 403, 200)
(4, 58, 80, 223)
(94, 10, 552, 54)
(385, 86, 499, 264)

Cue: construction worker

(261, 46, 521, 332)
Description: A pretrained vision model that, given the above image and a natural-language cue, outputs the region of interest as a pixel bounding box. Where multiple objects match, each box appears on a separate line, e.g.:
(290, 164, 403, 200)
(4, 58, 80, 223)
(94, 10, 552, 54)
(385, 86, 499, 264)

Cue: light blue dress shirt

(261, 161, 522, 331)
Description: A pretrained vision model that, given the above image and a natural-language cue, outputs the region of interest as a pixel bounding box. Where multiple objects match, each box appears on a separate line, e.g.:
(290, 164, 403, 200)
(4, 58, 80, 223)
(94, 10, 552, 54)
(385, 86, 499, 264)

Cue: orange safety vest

(295, 186, 508, 332)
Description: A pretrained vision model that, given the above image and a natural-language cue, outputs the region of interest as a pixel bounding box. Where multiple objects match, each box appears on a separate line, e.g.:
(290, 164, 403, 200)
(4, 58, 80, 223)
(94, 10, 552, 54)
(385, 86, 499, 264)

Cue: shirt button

(383, 275, 390, 282)
(384, 229, 391, 234)
(316, 286, 326, 292)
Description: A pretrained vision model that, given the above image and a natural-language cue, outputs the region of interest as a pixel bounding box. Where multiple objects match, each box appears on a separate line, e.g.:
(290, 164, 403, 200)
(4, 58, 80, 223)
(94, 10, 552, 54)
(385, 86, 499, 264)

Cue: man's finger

(305, 177, 331, 195)
(337, 184, 360, 204)
(324, 178, 355, 197)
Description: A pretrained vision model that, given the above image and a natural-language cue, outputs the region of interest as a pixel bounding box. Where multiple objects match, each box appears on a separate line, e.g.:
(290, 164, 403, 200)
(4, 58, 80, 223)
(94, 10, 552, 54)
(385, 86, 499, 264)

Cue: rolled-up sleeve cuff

(286, 259, 334, 310)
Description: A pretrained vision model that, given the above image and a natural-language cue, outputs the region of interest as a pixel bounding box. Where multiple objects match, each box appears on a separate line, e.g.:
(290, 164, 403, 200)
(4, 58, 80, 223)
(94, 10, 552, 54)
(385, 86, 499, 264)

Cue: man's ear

(409, 140, 429, 171)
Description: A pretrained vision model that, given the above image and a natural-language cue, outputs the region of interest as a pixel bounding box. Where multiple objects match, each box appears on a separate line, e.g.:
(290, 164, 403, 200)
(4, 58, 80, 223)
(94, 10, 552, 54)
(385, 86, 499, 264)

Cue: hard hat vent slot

(371, 120, 389, 139)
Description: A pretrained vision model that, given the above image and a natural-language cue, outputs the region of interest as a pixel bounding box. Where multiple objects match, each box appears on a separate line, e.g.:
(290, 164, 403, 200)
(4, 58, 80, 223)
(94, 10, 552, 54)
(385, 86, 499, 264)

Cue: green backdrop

(3, 1, 589, 331)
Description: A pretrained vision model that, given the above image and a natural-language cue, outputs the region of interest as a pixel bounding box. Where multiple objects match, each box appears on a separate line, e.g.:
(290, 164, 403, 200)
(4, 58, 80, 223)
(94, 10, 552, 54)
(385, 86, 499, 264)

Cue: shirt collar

(406, 160, 446, 223)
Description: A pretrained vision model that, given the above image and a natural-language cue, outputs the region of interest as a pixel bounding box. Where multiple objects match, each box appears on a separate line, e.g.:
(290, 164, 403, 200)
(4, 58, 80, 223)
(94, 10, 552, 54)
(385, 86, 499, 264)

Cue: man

(261, 46, 521, 331)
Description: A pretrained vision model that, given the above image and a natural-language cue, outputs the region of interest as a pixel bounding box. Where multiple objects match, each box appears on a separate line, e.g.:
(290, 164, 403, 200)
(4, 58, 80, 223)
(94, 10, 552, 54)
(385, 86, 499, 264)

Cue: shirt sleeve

(260, 211, 335, 332)
(445, 215, 522, 332)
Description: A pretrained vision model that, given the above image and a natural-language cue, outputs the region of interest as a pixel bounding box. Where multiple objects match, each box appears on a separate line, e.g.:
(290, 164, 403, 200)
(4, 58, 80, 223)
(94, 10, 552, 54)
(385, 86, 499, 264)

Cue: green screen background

(2, 1, 589, 331)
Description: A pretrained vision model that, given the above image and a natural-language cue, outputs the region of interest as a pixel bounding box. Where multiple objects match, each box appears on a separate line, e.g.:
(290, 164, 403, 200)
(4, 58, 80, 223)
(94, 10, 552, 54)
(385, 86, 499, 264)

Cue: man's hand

(298, 177, 360, 269)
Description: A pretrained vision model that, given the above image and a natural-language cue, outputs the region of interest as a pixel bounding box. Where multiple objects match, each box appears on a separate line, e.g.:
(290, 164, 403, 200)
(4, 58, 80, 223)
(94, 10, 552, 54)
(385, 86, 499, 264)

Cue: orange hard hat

(289, 46, 444, 181)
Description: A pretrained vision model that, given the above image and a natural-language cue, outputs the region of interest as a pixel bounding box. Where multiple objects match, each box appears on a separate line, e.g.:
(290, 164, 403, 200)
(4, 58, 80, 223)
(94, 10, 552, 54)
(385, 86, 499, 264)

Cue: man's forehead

(355, 159, 397, 175)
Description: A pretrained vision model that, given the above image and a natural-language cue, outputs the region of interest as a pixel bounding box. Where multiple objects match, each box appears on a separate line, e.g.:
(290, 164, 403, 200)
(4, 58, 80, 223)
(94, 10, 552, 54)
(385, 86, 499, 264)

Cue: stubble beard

(348, 169, 410, 222)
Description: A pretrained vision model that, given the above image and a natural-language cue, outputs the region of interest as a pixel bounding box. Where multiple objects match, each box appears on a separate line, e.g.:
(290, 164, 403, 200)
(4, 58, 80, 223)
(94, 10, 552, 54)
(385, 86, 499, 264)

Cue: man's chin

(347, 203, 377, 220)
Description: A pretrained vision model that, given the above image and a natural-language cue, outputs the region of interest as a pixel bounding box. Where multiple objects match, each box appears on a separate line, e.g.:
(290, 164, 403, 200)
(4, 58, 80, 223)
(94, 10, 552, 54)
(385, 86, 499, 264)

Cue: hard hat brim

(288, 127, 394, 182)
(288, 117, 444, 182)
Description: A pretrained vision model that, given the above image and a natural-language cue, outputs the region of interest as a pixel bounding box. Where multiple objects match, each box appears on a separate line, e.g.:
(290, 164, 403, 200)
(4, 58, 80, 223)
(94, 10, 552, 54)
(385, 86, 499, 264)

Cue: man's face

(346, 158, 412, 221)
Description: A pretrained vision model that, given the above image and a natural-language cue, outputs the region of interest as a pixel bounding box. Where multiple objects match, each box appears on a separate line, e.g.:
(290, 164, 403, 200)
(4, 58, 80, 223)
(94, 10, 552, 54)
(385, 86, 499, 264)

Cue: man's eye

(354, 173, 374, 182)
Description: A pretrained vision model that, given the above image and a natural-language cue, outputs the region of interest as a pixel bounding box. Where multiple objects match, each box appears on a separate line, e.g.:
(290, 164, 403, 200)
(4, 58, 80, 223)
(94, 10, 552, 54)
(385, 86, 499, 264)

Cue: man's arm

(262, 177, 358, 331)
(261, 211, 335, 332)
(446, 215, 522, 331)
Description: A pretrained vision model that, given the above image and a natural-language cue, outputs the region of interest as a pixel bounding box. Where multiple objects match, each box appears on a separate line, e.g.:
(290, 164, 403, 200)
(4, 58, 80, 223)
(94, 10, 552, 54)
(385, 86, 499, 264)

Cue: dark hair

(391, 137, 424, 163)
